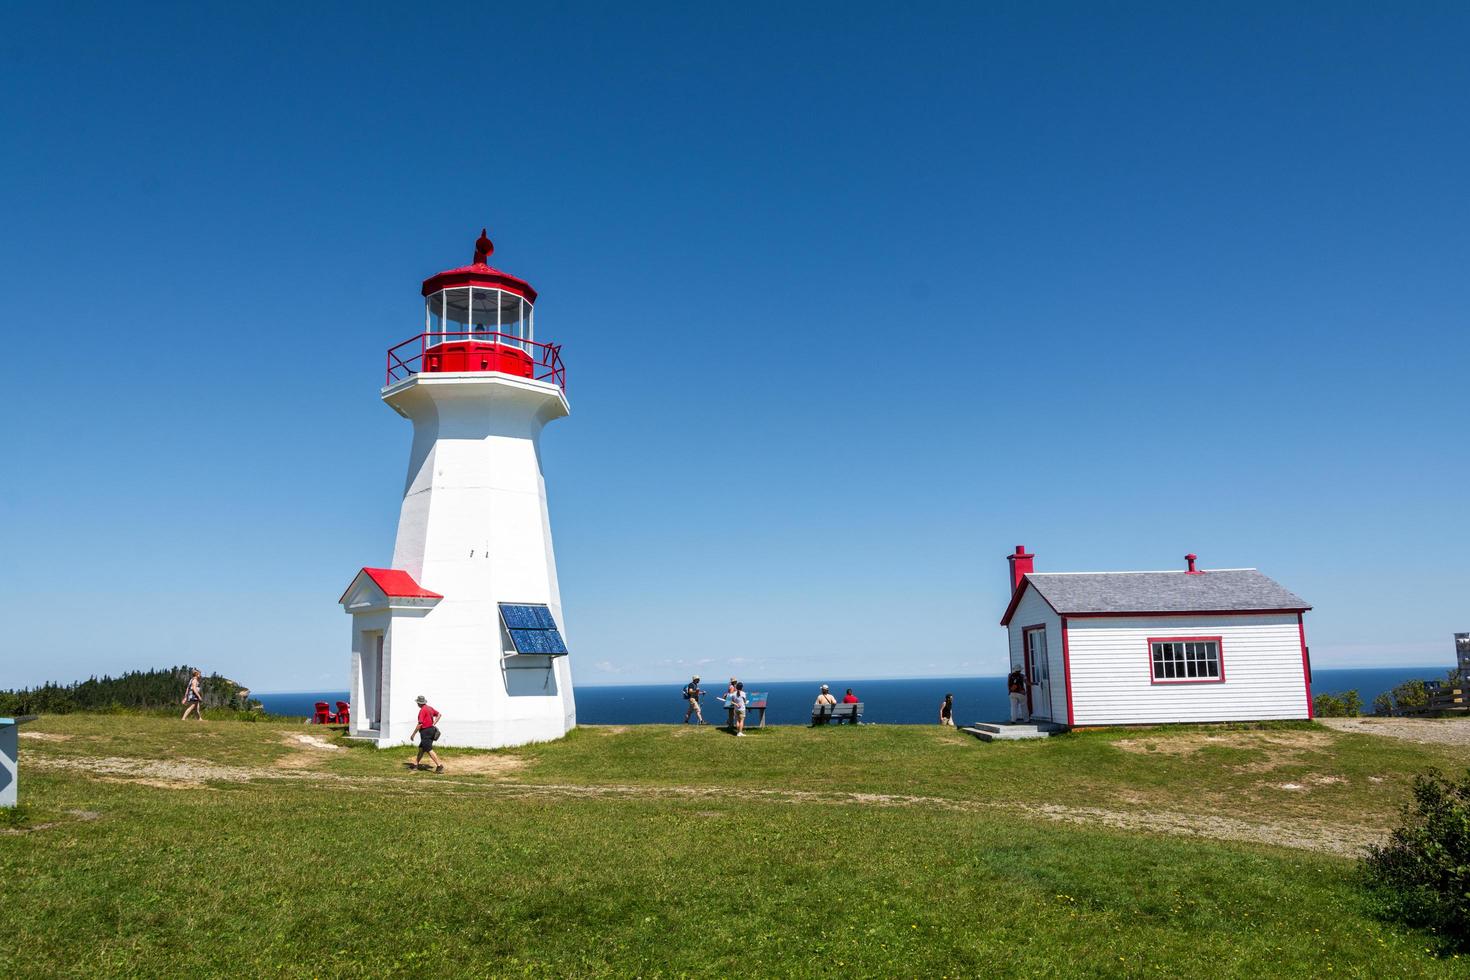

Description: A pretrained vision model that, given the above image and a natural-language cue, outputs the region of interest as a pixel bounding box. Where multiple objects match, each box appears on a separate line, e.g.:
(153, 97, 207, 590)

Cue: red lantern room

(385, 230, 565, 388)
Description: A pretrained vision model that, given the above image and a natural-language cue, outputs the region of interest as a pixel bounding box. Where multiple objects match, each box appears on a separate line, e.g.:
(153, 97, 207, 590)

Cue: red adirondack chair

(335, 701, 350, 727)
(313, 701, 333, 725)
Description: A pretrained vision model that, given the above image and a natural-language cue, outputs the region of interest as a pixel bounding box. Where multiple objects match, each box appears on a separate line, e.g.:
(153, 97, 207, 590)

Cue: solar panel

(509, 628, 568, 655)
(498, 603, 568, 657)
(500, 604, 557, 630)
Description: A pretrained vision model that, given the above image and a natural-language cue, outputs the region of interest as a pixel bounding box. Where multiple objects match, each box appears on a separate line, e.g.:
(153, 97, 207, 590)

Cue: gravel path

(1317, 716, 1470, 747)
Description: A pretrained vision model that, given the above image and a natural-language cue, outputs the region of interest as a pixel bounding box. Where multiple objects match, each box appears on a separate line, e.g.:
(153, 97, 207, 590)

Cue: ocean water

(254, 665, 1447, 725)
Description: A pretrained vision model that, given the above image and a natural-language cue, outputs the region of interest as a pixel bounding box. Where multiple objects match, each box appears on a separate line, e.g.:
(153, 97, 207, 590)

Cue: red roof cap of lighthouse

(420, 229, 538, 304)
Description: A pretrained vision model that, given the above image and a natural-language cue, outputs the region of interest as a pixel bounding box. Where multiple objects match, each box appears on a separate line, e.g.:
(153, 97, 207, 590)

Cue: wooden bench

(811, 702, 863, 725)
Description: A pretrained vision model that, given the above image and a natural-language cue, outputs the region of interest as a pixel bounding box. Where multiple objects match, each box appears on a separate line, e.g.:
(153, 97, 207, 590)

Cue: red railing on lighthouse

(385, 332, 566, 390)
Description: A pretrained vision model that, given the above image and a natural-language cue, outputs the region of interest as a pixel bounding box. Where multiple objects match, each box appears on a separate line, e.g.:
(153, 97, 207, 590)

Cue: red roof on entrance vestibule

(338, 567, 443, 604)
(420, 229, 538, 303)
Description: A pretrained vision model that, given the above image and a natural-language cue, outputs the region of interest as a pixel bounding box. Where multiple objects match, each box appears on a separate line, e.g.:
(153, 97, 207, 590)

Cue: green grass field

(3, 715, 1468, 977)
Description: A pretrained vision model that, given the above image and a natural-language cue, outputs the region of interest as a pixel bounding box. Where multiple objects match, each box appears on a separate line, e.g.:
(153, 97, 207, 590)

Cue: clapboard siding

(1005, 586, 1066, 722)
(1066, 613, 1308, 725)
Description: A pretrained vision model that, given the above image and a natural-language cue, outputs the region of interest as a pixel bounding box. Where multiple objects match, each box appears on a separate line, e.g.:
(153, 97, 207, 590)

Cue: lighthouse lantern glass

(425, 287, 532, 351)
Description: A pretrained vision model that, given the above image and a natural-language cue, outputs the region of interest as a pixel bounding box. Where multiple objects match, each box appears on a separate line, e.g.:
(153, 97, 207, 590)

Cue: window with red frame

(1150, 639, 1222, 682)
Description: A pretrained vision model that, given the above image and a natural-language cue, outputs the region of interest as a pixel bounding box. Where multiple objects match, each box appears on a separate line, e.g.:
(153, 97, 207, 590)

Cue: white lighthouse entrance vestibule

(340, 230, 576, 749)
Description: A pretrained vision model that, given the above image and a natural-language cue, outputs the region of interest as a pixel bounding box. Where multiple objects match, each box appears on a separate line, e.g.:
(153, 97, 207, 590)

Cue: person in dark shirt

(1007, 668, 1029, 723)
(682, 675, 706, 725)
(939, 693, 955, 726)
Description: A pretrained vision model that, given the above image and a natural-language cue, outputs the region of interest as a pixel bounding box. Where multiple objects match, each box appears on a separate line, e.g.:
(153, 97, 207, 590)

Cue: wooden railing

(1396, 687, 1468, 716)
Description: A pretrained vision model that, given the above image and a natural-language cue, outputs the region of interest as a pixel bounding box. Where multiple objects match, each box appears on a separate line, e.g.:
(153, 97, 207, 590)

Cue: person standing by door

(1007, 667, 1029, 723)
(410, 695, 444, 773)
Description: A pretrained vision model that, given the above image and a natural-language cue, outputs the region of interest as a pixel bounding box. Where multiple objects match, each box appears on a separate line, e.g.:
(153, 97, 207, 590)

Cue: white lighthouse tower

(339, 230, 576, 749)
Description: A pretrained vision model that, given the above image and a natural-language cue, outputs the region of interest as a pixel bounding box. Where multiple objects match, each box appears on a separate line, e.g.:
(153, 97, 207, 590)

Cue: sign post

(0, 716, 38, 808)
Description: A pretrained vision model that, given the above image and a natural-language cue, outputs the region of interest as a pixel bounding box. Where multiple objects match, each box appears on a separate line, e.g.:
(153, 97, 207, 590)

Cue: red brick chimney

(1007, 545, 1035, 594)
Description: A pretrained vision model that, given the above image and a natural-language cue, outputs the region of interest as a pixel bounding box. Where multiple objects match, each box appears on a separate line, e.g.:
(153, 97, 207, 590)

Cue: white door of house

(1024, 627, 1052, 721)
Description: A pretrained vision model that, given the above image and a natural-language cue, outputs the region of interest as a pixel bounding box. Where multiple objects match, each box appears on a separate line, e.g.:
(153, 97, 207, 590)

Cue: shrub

(1372, 693, 1393, 716)
(1312, 689, 1362, 717)
(0, 667, 260, 716)
(1361, 768, 1470, 950)
(1388, 679, 1429, 713)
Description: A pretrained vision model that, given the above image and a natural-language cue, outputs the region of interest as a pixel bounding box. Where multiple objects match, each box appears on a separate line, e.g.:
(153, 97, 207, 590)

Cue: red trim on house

(1021, 624, 1046, 716)
(338, 567, 443, 603)
(1146, 636, 1226, 684)
(1060, 616, 1075, 727)
(999, 578, 1064, 626)
(1298, 613, 1314, 719)
(1066, 607, 1309, 619)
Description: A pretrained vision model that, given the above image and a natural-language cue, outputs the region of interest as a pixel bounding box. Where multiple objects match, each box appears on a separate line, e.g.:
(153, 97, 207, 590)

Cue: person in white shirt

(730, 682, 749, 737)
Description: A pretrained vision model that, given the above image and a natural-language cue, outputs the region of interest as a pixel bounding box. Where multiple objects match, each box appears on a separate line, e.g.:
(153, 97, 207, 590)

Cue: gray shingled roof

(1024, 569, 1310, 615)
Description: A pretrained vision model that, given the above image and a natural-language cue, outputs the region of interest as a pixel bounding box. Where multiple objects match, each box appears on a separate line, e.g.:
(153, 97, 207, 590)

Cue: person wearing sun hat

(409, 695, 444, 773)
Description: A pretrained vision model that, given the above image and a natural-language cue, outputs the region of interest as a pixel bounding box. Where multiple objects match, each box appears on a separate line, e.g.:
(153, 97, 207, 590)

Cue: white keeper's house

(999, 547, 1314, 726)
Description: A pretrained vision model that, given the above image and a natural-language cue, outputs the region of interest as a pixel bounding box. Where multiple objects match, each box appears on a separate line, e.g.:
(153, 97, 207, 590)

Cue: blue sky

(2, 3, 1467, 691)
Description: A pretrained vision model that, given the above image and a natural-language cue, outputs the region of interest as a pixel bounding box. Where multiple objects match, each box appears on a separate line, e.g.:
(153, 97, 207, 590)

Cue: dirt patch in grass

(1113, 730, 1335, 772)
(588, 725, 631, 736)
(19, 732, 72, 742)
(1022, 802, 1376, 857)
(1, 808, 103, 836)
(272, 733, 346, 769)
(440, 755, 527, 777)
(34, 755, 266, 785)
(98, 775, 207, 790)
(288, 734, 342, 751)
(1317, 716, 1470, 748)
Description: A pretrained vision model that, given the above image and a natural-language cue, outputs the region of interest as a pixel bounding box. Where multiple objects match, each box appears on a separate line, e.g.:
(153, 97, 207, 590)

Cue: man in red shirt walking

(410, 695, 444, 773)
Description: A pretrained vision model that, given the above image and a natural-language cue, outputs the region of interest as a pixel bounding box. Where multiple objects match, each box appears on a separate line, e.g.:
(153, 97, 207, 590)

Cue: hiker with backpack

(682, 675, 706, 725)
(1007, 666, 1029, 723)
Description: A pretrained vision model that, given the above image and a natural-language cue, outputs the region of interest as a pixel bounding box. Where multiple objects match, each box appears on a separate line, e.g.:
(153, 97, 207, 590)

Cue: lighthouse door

(372, 633, 385, 727)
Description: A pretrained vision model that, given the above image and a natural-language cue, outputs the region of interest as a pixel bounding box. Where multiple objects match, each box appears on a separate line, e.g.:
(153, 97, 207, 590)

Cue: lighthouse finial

(474, 228, 494, 265)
